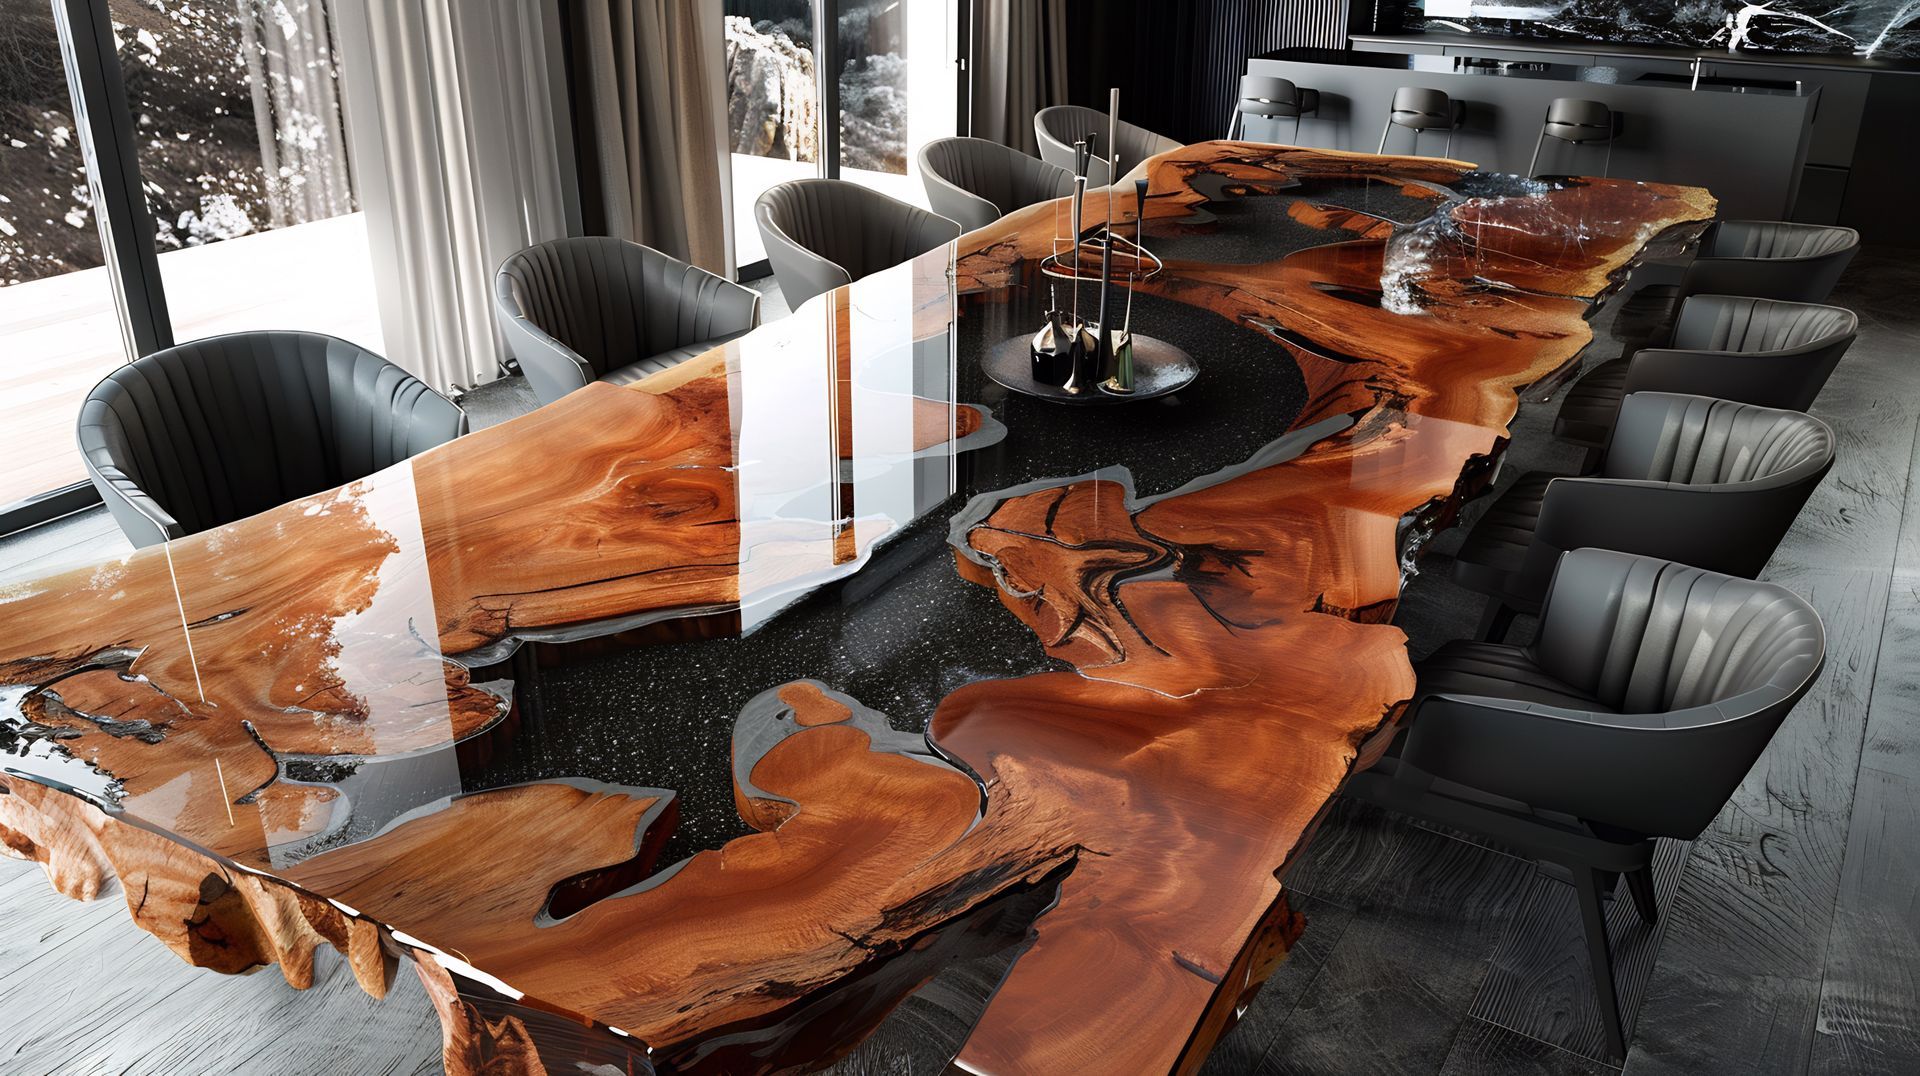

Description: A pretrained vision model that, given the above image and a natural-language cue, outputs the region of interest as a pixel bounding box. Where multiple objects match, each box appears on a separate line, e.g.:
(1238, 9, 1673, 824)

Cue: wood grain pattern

(0, 142, 1714, 1074)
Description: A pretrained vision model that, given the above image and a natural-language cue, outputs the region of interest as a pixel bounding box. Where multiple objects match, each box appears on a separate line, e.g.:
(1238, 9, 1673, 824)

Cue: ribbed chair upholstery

(1355, 548, 1825, 1060)
(1612, 220, 1859, 352)
(1459, 391, 1833, 640)
(1033, 105, 1182, 187)
(1556, 294, 1856, 448)
(754, 179, 962, 308)
(917, 137, 1074, 234)
(78, 331, 467, 548)
(494, 237, 760, 406)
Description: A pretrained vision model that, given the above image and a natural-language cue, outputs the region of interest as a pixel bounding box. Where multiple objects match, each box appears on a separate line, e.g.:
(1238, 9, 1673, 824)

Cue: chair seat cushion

(1414, 640, 1614, 713)
(1452, 471, 1556, 607)
(599, 331, 750, 388)
(1553, 358, 1629, 447)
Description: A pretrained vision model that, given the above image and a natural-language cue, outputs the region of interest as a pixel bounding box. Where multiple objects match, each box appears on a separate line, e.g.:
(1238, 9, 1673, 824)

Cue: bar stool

(1529, 98, 1618, 178)
(1377, 87, 1465, 158)
(1227, 75, 1320, 144)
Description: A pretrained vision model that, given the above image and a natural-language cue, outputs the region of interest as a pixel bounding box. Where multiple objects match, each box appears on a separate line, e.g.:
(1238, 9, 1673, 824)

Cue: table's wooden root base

(0, 773, 645, 1076)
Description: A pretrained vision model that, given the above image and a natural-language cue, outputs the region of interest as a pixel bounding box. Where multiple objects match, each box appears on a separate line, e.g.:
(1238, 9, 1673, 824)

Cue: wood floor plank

(1438, 1017, 1618, 1076)
(1201, 894, 1358, 1075)
(1770, 248, 1920, 575)
(1809, 578, 1920, 1074)
(1623, 568, 1890, 1076)
(1256, 825, 1534, 1075)
(0, 858, 442, 1076)
(1467, 841, 1689, 1064)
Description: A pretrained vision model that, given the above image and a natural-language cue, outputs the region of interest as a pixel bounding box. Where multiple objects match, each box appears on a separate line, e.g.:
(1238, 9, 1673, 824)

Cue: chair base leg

(1624, 864, 1659, 925)
(1475, 597, 1519, 643)
(1575, 865, 1630, 1061)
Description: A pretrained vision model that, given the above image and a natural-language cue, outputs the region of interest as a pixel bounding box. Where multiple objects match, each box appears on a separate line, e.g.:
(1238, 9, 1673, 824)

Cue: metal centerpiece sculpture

(984, 89, 1197, 405)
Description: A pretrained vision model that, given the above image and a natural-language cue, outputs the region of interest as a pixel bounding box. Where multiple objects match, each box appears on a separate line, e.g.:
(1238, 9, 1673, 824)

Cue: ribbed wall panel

(1195, 0, 1348, 140)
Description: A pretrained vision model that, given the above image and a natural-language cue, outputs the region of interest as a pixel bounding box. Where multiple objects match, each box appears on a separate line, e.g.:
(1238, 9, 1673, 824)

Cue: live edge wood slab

(0, 143, 1714, 1075)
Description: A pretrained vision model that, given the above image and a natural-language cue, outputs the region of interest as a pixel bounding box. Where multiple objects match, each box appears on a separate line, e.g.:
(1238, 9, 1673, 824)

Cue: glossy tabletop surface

(0, 143, 1714, 1075)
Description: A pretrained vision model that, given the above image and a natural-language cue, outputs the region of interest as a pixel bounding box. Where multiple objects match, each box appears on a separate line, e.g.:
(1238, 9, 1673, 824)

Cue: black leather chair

(1612, 220, 1859, 350)
(1458, 391, 1834, 641)
(1033, 104, 1182, 187)
(494, 237, 760, 406)
(1377, 87, 1465, 158)
(78, 331, 467, 548)
(917, 136, 1074, 234)
(1227, 74, 1320, 144)
(1355, 548, 1826, 1060)
(1556, 294, 1856, 450)
(754, 179, 961, 309)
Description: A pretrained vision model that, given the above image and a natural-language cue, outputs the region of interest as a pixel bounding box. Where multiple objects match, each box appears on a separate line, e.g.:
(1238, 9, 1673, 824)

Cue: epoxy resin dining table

(0, 144, 1714, 1075)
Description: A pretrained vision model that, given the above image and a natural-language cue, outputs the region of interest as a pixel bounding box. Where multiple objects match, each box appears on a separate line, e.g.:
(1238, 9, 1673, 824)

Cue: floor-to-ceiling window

(0, 0, 381, 531)
(0, 0, 129, 510)
(107, 0, 381, 350)
(722, 0, 962, 271)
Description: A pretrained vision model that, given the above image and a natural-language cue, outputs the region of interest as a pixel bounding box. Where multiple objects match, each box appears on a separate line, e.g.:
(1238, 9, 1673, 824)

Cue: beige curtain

(576, 0, 733, 277)
(332, 0, 573, 391)
(972, 0, 1069, 157)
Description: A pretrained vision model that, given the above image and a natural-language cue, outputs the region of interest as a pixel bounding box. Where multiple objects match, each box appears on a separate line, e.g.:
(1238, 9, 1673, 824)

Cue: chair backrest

(78, 331, 466, 545)
(1601, 391, 1834, 490)
(1522, 548, 1824, 836)
(917, 137, 1074, 234)
(1033, 104, 1182, 187)
(1670, 294, 1857, 355)
(754, 179, 961, 308)
(1237, 75, 1304, 119)
(1543, 97, 1612, 143)
(1683, 220, 1859, 302)
(495, 237, 741, 383)
(1389, 87, 1455, 131)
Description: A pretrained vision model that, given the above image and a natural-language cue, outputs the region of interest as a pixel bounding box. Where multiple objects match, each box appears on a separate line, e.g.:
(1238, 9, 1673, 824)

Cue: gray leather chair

(917, 137, 1074, 234)
(1226, 74, 1320, 143)
(494, 237, 760, 406)
(78, 331, 467, 548)
(1033, 104, 1182, 187)
(1612, 220, 1859, 350)
(754, 179, 961, 308)
(1377, 87, 1465, 158)
(1355, 548, 1825, 1060)
(1529, 97, 1616, 178)
(1556, 294, 1856, 449)
(1459, 391, 1834, 641)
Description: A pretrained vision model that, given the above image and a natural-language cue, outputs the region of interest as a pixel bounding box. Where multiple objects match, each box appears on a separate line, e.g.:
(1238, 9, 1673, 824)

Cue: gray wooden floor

(2, 258, 1915, 1074)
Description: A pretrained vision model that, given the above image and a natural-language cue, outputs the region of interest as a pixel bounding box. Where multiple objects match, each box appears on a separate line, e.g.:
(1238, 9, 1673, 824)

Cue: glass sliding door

(107, 0, 382, 350)
(724, 0, 821, 267)
(722, 0, 963, 271)
(836, 0, 956, 205)
(0, 0, 129, 509)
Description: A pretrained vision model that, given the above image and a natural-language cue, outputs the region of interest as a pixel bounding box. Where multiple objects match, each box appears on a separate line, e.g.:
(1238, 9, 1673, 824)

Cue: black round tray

(982, 333, 1197, 405)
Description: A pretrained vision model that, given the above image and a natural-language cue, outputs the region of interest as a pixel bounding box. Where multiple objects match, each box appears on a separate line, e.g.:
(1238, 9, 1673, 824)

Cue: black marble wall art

(1404, 0, 1920, 58)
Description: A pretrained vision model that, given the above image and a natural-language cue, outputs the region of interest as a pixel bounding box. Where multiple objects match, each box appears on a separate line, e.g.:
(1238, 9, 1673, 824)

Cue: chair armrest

(1622, 340, 1849, 412)
(492, 279, 593, 407)
(920, 166, 1001, 233)
(906, 208, 964, 259)
(1401, 692, 1771, 838)
(700, 272, 762, 340)
(80, 453, 182, 549)
(1534, 476, 1783, 580)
